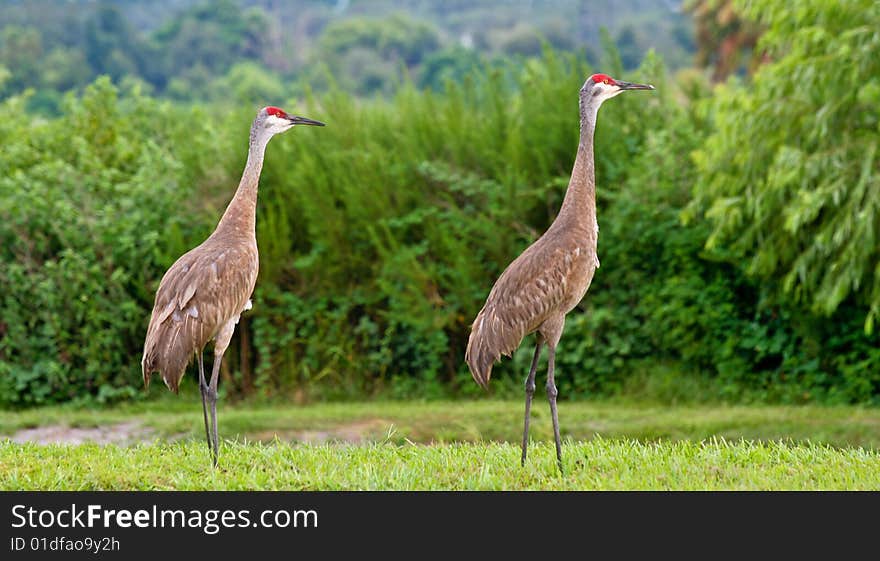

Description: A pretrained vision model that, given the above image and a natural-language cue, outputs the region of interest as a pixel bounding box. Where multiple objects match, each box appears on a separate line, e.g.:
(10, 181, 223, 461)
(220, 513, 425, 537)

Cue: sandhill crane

(142, 106, 324, 466)
(466, 74, 654, 472)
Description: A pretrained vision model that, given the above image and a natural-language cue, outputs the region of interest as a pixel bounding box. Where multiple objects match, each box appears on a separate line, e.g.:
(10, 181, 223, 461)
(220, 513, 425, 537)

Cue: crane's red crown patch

(589, 73, 616, 85)
(266, 106, 287, 117)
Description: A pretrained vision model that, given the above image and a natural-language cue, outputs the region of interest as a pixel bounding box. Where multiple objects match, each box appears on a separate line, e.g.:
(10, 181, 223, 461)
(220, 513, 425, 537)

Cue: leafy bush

(0, 78, 230, 405)
(682, 0, 880, 402)
(688, 0, 880, 327)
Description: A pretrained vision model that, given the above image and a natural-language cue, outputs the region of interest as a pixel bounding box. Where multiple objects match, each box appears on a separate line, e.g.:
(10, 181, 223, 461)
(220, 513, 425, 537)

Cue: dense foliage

(686, 0, 880, 400)
(1, 0, 878, 406)
(0, 80, 233, 404)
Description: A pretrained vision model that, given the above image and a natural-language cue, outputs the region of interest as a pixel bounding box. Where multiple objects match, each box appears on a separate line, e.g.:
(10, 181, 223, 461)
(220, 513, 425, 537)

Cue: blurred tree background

(0, 0, 695, 109)
(0, 0, 877, 406)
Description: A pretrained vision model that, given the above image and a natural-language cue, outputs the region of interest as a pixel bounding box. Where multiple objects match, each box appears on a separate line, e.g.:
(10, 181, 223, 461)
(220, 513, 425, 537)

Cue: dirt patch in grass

(10, 422, 153, 446)
(250, 419, 395, 444)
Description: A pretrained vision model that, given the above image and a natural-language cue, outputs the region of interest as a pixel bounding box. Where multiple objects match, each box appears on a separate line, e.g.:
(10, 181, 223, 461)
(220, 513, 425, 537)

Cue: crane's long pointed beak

(289, 115, 326, 126)
(616, 81, 655, 91)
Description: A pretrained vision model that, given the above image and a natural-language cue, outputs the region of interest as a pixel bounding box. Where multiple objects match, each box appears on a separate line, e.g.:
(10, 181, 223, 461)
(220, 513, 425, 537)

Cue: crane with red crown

(466, 73, 654, 473)
(142, 106, 324, 466)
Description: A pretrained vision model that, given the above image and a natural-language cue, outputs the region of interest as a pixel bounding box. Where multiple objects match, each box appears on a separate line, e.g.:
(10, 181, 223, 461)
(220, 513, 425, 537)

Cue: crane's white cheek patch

(266, 115, 289, 128)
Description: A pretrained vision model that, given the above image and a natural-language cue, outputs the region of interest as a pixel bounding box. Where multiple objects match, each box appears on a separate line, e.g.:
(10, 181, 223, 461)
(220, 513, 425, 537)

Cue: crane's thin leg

(546, 345, 563, 474)
(521, 339, 544, 466)
(197, 351, 211, 453)
(207, 318, 236, 468)
(207, 354, 222, 467)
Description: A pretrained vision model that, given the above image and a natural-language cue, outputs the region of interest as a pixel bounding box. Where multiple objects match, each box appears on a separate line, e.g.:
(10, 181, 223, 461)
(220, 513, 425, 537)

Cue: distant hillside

(0, 0, 694, 109)
(2, 0, 693, 66)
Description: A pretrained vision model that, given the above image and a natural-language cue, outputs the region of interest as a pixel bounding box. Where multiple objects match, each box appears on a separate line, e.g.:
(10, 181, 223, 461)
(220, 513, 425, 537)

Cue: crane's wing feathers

(466, 243, 584, 388)
(141, 241, 258, 392)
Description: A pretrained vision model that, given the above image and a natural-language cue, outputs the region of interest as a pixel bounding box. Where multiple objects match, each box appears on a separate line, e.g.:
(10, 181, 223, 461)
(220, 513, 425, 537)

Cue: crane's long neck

(214, 129, 270, 239)
(555, 93, 599, 230)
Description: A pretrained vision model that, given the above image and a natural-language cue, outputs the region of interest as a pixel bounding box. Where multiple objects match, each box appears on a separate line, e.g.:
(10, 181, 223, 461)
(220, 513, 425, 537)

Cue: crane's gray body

(141, 225, 258, 393)
(464, 194, 599, 382)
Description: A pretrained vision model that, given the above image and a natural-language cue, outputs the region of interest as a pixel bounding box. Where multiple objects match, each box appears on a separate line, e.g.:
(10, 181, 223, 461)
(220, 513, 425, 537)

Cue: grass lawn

(2, 399, 879, 490)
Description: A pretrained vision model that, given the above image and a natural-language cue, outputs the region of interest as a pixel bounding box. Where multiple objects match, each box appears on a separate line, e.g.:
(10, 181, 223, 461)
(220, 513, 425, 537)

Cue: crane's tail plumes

(141, 320, 197, 394)
(465, 328, 494, 390)
(466, 306, 520, 390)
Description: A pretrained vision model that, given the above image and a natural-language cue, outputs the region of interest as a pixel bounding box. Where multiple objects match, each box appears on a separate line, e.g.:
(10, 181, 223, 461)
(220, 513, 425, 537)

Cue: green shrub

(0, 78, 229, 405)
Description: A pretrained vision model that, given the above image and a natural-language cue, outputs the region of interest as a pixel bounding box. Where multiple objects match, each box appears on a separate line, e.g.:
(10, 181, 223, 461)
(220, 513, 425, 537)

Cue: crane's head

(581, 73, 654, 104)
(255, 106, 325, 137)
